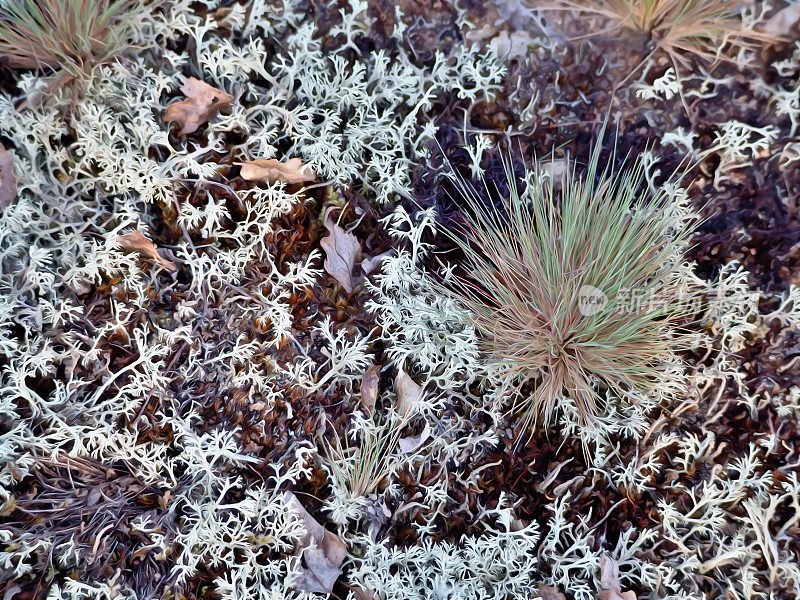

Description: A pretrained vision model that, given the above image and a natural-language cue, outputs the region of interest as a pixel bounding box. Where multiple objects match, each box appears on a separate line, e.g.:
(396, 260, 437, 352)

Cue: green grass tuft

(443, 140, 698, 430)
(0, 0, 150, 76)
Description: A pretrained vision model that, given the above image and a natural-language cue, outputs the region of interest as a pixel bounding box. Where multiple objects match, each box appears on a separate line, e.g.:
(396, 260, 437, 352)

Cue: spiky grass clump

(444, 143, 697, 429)
(322, 412, 407, 498)
(542, 0, 764, 67)
(0, 0, 148, 76)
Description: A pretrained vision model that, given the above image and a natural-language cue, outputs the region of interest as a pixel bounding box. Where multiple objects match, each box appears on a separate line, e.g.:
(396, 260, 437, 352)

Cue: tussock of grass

(443, 141, 698, 429)
(0, 0, 149, 75)
(322, 411, 407, 499)
(540, 0, 766, 67)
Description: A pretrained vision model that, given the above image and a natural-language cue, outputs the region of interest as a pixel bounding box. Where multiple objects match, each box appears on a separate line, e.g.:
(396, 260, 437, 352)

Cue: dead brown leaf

(237, 157, 316, 185)
(0, 144, 17, 210)
(283, 491, 347, 595)
(116, 231, 179, 271)
(360, 365, 380, 412)
(394, 367, 423, 415)
(539, 584, 567, 600)
(321, 211, 362, 294)
(164, 77, 233, 135)
(598, 556, 637, 600)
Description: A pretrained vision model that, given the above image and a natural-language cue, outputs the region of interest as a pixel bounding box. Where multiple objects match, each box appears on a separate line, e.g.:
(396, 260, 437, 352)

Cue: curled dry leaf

(321, 211, 362, 294)
(394, 367, 423, 416)
(539, 584, 567, 600)
(116, 231, 179, 271)
(282, 491, 347, 595)
(598, 556, 637, 600)
(360, 364, 380, 412)
(0, 144, 17, 210)
(237, 157, 316, 185)
(163, 77, 233, 135)
(398, 420, 431, 454)
(361, 250, 392, 276)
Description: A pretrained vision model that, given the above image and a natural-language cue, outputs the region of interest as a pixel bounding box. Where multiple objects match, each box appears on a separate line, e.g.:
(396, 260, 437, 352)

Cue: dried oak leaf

(0, 144, 17, 210)
(598, 556, 637, 600)
(237, 157, 316, 185)
(394, 367, 423, 416)
(321, 211, 362, 294)
(116, 231, 179, 271)
(164, 77, 233, 135)
(360, 365, 380, 412)
(283, 491, 347, 595)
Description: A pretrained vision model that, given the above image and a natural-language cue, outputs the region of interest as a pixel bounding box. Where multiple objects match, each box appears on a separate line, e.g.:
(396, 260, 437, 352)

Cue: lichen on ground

(0, 1, 800, 600)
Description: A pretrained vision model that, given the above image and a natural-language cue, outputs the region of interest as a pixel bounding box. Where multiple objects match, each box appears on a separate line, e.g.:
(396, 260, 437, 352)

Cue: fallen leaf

(360, 250, 392, 276)
(394, 367, 423, 415)
(464, 0, 563, 51)
(760, 2, 800, 38)
(360, 365, 380, 412)
(164, 77, 233, 135)
(0, 144, 17, 210)
(349, 586, 376, 600)
(598, 556, 637, 600)
(321, 211, 362, 294)
(510, 516, 527, 532)
(283, 491, 347, 595)
(539, 584, 567, 600)
(398, 420, 431, 454)
(298, 547, 342, 594)
(540, 158, 570, 186)
(116, 231, 179, 271)
(489, 29, 539, 60)
(237, 157, 316, 185)
(3, 584, 22, 600)
(364, 497, 392, 543)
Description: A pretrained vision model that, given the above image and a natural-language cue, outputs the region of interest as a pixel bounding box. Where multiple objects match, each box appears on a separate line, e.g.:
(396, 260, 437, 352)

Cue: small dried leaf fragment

(238, 157, 316, 185)
(598, 556, 637, 600)
(360, 365, 380, 412)
(539, 584, 567, 600)
(321, 212, 362, 293)
(283, 491, 346, 594)
(349, 586, 376, 600)
(361, 250, 392, 276)
(116, 231, 179, 271)
(164, 77, 233, 135)
(0, 144, 17, 210)
(394, 367, 423, 415)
